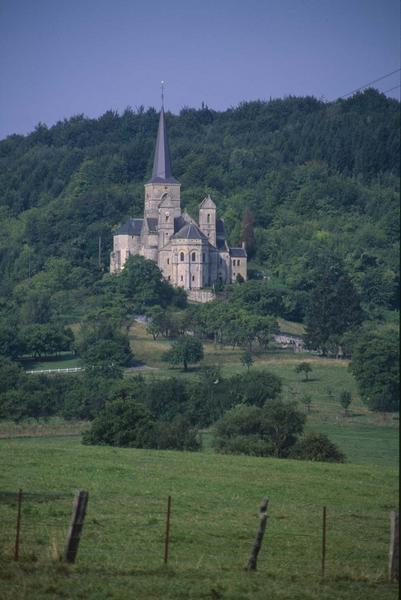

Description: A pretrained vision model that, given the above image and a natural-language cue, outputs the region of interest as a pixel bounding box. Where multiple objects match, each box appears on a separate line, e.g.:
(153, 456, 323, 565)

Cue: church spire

(148, 87, 178, 184)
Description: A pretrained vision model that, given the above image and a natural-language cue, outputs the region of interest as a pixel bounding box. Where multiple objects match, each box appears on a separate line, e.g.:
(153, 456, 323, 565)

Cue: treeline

(0, 89, 399, 319)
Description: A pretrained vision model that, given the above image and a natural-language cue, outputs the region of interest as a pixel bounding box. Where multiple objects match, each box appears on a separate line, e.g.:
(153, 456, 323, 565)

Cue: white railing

(26, 367, 84, 375)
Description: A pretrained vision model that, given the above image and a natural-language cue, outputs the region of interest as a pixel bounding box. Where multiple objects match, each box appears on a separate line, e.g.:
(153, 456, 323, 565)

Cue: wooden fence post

(14, 488, 22, 561)
(246, 498, 269, 571)
(389, 511, 399, 581)
(321, 506, 327, 578)
(63, 490, 88, 563)
(164, 495, 172, 564)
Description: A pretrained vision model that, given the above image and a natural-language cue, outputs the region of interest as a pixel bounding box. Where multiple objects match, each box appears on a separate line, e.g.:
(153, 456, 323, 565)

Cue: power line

(382, 84, 400, 94)
(340, 68, 401, 99)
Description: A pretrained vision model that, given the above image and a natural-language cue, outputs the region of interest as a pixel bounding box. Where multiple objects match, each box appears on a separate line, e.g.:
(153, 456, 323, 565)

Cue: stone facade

(110, 105, 247, 291)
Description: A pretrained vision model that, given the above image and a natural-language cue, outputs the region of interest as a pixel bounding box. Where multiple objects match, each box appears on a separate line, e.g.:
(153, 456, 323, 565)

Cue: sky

(0, 0, 399, 140)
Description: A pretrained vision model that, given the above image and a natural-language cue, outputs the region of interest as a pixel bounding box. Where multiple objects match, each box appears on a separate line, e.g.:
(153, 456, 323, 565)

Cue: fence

(25, 367, 84, 375)
(0, 489, 398, 581)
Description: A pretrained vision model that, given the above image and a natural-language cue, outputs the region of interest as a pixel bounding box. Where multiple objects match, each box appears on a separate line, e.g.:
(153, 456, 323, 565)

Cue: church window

(192, 275, 195, 281)
(167, 258, 170, 265)
(207, 213, 210, 224)
(168, 276, 171, 281)
(180, 252, 184, 262)
(202, 253, 205, 262)
(238, 260, 241, 265)
(219, 257, 222, 265)
(191, 252, 196, 262)
(180, 275, 183, 282)
(165, 215, 169, 222)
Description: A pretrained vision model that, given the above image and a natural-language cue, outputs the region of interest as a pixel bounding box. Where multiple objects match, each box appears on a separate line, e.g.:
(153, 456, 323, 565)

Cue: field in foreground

(0, 437, 398, 600)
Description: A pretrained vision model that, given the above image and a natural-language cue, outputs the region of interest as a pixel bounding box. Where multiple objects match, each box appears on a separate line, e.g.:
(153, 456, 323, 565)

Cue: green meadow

(0, 437, 398, 600)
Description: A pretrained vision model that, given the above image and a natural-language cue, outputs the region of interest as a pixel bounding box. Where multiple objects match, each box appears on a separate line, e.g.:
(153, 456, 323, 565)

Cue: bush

(155, 416, 200, 451)
(213, 401, 305, 458)
(82, 399, 156, 447)
(290, 432, 345, 463)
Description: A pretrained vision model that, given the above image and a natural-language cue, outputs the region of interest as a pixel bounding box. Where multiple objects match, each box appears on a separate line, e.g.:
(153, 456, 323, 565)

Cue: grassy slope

(0, 437, 398, 600)
(129, 322, 399, 468)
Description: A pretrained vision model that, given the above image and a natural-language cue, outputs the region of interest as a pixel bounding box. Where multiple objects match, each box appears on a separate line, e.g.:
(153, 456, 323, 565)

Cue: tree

(240, 208, 256, 258)
(349, 329, 399, 412)
(290, 433, 345, 463)
(82, 399, 156, 447)
(213, 400, 305, 458)
(295, 362, 312, 381)
(163, 336, 204, 371)
(301, 393, 312, 414)
(304, 255, 363, 355)
(241, 349, 254, 371)
(226, 370, 282, 408)
(339, 391, 352, 416)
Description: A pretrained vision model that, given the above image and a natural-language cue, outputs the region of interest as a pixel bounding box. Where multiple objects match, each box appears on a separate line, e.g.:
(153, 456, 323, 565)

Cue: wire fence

(0, 489, 398, 580)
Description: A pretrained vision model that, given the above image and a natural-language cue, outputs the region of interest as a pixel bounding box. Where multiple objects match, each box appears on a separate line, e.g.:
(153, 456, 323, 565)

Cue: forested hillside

(0, 88, 399, 324)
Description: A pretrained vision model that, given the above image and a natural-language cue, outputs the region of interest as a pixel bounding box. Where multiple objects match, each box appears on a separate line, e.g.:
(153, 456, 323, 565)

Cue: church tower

(144, 103, 181, 220)
(199, 195, 216, 246)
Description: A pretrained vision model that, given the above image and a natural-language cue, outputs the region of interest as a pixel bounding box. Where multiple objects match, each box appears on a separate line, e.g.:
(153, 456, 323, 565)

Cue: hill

(0, 89, 399, 322)
(0, 436, 397, 599)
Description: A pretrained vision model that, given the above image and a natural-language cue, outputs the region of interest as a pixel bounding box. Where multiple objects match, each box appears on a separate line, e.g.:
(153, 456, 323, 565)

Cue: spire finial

(161, 80, 165, 109)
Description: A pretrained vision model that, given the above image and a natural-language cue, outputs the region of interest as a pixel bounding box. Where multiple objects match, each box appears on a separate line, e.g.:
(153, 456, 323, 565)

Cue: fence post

(246, 498, 269, 571)
(389, 511, 399, 581)
(14, 488, 22, 561)
(63, 490, 88, 563)
(164, 495, 172, 564)
(321, 506, 327, 578)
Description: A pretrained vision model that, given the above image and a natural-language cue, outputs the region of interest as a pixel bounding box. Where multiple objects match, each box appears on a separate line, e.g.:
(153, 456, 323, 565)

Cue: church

(110, 103, 247, 295)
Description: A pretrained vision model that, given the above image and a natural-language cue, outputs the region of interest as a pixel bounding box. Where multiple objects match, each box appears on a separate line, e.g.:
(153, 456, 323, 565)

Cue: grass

(21, 353, 81, 371)
(0, 437, 398, 600)
(128, 321, 399, 468)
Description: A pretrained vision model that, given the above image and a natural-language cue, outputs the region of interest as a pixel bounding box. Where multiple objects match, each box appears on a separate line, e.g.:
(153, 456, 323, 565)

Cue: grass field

(128, 321, 399, 468)
(0, 437, 398, 600)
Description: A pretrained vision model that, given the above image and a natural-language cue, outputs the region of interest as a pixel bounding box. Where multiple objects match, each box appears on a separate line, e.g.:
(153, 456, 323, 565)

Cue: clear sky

(0, 0, 399, 140)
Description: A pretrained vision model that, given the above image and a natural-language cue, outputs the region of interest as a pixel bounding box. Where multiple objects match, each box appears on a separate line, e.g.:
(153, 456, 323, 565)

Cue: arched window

(165, 215, 169, 222)
(207, 213, 210, 224)
(180, 252, 184, 262)
(167, 258, 170, 265)
(191, 252, 196, 262)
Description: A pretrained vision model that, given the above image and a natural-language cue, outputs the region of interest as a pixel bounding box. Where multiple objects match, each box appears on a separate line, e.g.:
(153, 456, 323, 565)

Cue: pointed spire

(148, 91, 178, 184)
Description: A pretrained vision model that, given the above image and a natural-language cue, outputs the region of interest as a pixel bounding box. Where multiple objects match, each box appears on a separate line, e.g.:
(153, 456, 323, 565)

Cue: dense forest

(0, 87, 399, 431)
(0, 88, 399, 330)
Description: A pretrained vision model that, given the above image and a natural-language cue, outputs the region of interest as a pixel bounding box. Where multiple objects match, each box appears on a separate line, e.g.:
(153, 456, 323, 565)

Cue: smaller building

(110, 103, 247, 292)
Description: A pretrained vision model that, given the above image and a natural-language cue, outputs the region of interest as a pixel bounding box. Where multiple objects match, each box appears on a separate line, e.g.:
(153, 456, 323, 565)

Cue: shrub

(213, 401, 305, 458)
(290, 432, 345, 463)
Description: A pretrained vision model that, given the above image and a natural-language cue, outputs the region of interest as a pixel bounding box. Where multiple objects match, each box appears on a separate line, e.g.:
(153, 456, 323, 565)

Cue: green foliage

(305, 254, 363, 354)
(225, 370, 282, 408)
(295, 362, 312, 381)
(240, 349, 254, 370)
(213, 400, 306, 458)
(349, 329, 399, 412)
(163, 335, 204, 371)
(290, 432, 346, 463)
(78, 316, 133, 374)
(82, 399, 156, 447)
(339, 390, 352, 415)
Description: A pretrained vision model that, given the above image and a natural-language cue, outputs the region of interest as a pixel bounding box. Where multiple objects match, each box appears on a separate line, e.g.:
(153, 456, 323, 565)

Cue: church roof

(230, 247, 247, 257)
(115, 218, 143, 236)
(146, 218, 158, 232)
(199, 195, 216, 209)
(147, 106, 178, 184)
(172, 223, 208, 240)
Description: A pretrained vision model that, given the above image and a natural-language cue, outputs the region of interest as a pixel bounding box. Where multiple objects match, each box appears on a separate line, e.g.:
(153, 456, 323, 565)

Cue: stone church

(110, 103, 247, 295)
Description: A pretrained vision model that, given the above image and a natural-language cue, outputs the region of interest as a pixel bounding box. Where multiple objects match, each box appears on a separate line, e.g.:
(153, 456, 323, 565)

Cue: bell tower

(144, 87, 180, 219)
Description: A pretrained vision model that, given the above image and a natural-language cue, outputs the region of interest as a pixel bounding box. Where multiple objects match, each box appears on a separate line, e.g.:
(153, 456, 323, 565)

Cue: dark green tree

(349, 329, 399, 412)
(163, 336, 204, 371)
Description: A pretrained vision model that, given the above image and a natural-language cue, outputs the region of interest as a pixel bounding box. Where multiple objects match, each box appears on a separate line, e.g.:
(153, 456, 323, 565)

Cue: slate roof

(147, 106, 178, 184)
(115, 218, 143, 236)
(172, 223, 208, 240)
(217, 238, 229, 251)
(146, 218, 158, 233)
(230, 247, 247, 257)
(216, 219, 226, 236)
